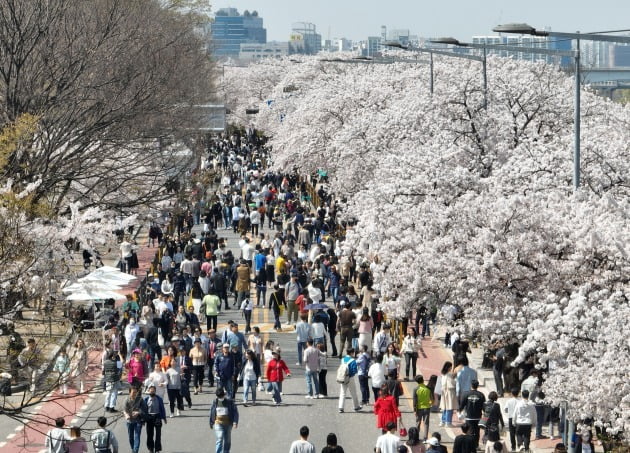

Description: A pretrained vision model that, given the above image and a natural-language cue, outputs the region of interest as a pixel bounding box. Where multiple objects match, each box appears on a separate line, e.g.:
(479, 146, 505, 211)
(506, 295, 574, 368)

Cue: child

(54, 349, 71, 395)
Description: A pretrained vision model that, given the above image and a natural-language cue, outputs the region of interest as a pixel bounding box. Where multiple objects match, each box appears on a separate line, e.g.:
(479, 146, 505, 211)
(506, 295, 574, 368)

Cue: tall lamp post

(492, 23, 630, 190)
(383, 41, 487, 99)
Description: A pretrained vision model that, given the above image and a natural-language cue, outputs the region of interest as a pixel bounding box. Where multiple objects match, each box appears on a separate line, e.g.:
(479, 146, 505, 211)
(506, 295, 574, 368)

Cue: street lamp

(383, 41, 486, 97)
(431, 38, 488, 109)
(493, 23, 630, 190)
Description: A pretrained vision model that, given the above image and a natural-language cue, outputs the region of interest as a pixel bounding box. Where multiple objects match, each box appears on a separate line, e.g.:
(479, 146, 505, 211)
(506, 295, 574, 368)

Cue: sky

(210, 0, 630, 42)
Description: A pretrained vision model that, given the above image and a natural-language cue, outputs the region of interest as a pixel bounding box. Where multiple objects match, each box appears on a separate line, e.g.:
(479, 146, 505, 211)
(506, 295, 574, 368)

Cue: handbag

(157, 328, 165, 347)
(186, 291, 194, 310)
(399, 423, 408, 437)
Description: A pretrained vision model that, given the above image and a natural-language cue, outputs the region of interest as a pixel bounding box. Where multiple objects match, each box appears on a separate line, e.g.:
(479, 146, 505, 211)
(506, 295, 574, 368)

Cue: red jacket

(374, 395, 401, 429)
(266, 358, 290, 383)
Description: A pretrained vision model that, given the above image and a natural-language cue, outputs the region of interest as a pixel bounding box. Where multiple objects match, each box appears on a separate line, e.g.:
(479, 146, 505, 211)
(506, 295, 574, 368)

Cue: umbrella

(94, 265, 123, 273)
(62, 281, 123, 293)
(66, 290, 126, 301)
(304, 303, 328, 311)
(79, 270, 136, 284)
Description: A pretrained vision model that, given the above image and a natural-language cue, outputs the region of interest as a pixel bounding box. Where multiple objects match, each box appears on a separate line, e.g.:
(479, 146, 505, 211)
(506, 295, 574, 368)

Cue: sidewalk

(1, 226, 158, 453)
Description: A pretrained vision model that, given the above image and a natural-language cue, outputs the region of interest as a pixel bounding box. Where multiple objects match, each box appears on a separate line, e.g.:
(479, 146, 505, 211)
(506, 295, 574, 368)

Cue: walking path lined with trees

(221, 54, 630, 445)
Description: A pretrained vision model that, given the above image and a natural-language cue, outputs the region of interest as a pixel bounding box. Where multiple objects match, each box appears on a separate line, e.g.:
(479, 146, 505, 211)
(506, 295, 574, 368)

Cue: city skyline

(211, 0, 630, 42)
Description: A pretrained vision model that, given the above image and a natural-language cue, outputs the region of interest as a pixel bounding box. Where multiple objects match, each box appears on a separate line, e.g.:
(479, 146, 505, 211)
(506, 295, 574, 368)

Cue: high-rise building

(290, 22, 322, 55)
(388, 29, 410, 46)
(471, 35, 572, 67)
(211, 8, 267, 57)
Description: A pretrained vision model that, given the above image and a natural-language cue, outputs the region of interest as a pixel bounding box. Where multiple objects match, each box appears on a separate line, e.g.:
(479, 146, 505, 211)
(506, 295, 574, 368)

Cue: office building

(239, 41, 289, 62)
(290, 22, 322, 54)
(211, 8, 267, 57)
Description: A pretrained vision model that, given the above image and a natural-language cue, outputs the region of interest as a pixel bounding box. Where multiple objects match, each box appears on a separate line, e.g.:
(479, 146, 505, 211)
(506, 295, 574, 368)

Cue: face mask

(218, 397, 225, 402)
(130, 321, 135, 325)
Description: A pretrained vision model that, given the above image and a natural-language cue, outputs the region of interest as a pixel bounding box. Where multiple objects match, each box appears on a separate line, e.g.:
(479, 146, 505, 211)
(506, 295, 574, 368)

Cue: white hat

(425, 438, 439, 446)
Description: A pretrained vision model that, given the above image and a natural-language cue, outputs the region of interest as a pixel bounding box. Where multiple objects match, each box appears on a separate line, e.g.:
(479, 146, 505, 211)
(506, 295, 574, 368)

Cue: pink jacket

(126, 358, 144, 383)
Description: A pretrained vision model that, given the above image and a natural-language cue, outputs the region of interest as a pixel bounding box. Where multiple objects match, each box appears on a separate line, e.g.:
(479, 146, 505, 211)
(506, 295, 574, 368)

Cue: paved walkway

(1, 227, 157, 452)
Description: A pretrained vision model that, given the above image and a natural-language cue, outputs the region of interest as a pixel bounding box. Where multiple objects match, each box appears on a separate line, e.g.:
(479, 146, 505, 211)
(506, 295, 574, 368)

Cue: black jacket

(459, 389, 486, 419)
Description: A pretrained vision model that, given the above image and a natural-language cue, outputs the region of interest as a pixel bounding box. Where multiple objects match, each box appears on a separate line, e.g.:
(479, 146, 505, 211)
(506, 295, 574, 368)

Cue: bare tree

(0, 0, 217, 213)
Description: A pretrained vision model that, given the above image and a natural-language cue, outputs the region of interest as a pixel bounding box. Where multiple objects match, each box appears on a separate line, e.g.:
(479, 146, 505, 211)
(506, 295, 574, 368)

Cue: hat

(222, 343, 230, 349)
(170, 336, 180, 342)
(132, 348, 142, 354)
(425, 438, 439, 446)
(148, 383, 156, 389)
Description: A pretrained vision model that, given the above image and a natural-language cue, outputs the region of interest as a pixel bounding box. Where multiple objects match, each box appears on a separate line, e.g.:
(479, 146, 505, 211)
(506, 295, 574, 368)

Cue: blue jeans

(442, 409, 453, 424)
(219, 376, 233, 399)
(126, 421, 142, 453)
(243, 379, 257, 403)
(297, 341, 307, 365)
(270, 381, 282, 403)
(305, 370, 319, 396)
(104, 381, 119, 409)
(214, 423, 233, 453)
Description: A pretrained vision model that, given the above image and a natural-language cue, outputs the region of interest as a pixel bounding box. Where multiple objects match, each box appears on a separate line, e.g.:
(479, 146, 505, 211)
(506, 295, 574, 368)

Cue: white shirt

(514, 399, 537, 425)
(242, 243, 255, 261)
(505, 396, 520, 419)
(289, 439, 316, 453)
(250, 210, 260, 225)
(368, 362, 386, 388)
(375, 432, 400, 453)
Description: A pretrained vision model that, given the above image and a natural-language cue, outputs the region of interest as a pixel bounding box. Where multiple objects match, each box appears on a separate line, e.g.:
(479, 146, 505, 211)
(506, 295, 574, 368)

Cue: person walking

(336, 302, 356, 357)
(269, 284, 284, 331)
(241, 350, 261, 406)
(214, 343, 236, 398)
(66, 426, 87, 453)
(144, 383, 167, 453)
(374, 385, 402, 433)
(303, 339, 321, 399)
(190, 338, 207, 394)
(356, 345, 372, 405)
(401, 328, 422, 381)
(337, 348, 361, 413)
(296, 313, 312, 366)
(504, 388, 521, 451)
(45, 417, 70, 453)
(413, 375, 433, 440)
(453, 423, 476, 453)
(123, 386, 148, 453)
(375, 421, 401, 453)
(165, 360, 184, 418)
(285, 273, 302, 325)
(439, 361, 458, 427)
(514, 390, 537, 452)
(321, 432, 345, 453)
(103, 351, 122, 412)
(209, 387, 239, 453)
(289, 426, 316, 453)
(459, 380, 486, 450)
(19, 338, 42, 393)
(266, 349, 291, 405)
(91, 416, 119, 453)
(201, 289, 221, 331)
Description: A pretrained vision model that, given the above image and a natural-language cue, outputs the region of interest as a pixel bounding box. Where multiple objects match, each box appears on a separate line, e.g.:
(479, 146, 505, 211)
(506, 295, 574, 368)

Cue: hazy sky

(211, 0, 630, 42)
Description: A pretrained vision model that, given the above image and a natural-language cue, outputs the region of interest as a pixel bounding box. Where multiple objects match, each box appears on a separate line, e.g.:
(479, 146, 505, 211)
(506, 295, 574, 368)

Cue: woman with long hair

(373, 385, 402, 433)
(71, 338, 88, 394)
(384, 343, 401, 380)
(404, 427, 425, 453)
(401, 327, 421, 381)
(242, 349, 261, 406)
(439, 361, 458, 427)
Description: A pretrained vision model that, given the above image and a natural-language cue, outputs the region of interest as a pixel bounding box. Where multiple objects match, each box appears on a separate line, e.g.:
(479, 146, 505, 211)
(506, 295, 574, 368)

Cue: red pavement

(3, 239, 159, 452)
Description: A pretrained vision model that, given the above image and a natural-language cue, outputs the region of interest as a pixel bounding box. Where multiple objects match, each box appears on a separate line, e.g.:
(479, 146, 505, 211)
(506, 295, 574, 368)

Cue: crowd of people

(39, 128, 583, 453)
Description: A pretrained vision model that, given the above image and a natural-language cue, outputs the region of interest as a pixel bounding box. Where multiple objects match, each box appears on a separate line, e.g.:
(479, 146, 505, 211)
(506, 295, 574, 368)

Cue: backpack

(336, 360, 350, 384)
(479, 400, 495, 427)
